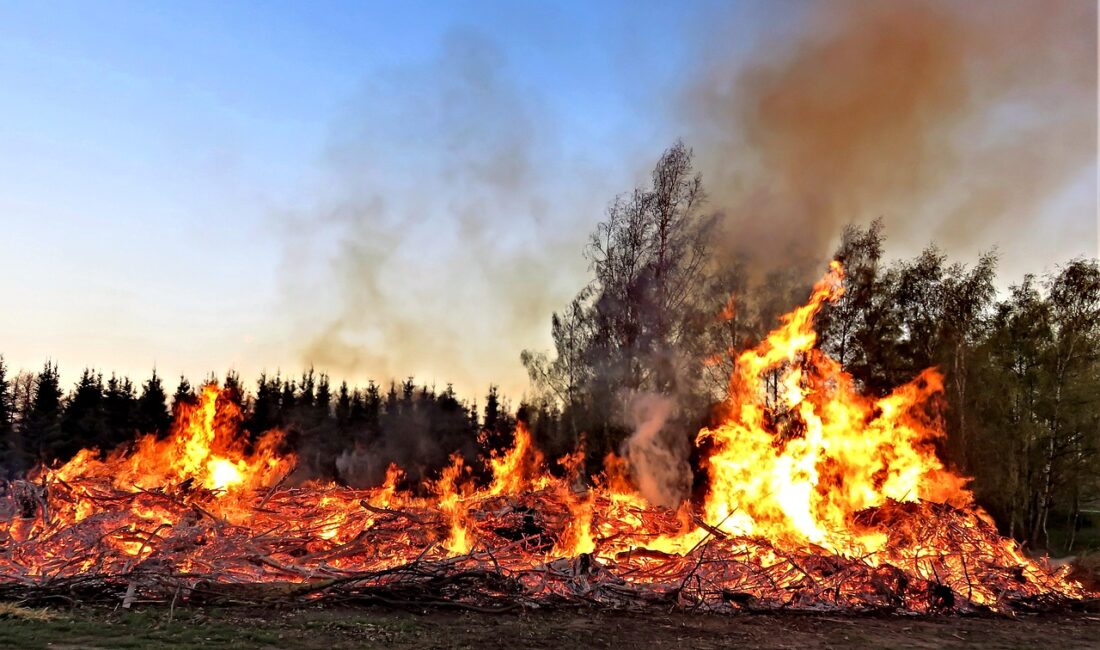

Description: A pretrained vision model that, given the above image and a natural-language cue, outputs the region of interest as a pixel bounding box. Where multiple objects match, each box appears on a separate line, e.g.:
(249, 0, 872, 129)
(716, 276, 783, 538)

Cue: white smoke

(622, 392, 692, 509)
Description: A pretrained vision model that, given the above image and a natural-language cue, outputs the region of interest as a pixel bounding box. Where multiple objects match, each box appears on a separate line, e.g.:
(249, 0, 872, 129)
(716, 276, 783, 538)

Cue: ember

(0, 265, 1087, 614)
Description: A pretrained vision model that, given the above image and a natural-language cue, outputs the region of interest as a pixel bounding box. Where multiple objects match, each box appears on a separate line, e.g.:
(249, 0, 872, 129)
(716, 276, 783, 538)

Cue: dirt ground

(1, 604, 1098, 649)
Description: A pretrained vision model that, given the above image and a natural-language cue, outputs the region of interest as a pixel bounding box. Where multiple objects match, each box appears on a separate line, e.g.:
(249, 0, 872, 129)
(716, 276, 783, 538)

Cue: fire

(0, 263, 1088, 613)
(42, 385, 292, 503)
(697, 261, 967, 553)
(206, 459, 245, 492)
(487, 422, 546, 496)
(433, 455, 472, 555)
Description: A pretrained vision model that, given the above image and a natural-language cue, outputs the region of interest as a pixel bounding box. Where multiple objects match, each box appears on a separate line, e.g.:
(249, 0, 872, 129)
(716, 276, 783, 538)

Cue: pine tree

(25, 361, 63, 464)
(349, 388, 366, 428)
(103, 373, 138, 449)
(364, 381, 382, 440)
(0, 357, 15, 476)
(483, 385, 512, 448)
(61, 368, 105, 457)
(172, 375, 196, 417)
(316, 373, 332, 421)
(0, 357, 11, 431)
(335, 381, 352, 429)
(280, 378, 297, 415)
(298, 369, 316, 410)
(137, 369, 171, 437)
(247, 372, 282, 437)
(223, 369, 245, 412)
(385, 382, 398, 416)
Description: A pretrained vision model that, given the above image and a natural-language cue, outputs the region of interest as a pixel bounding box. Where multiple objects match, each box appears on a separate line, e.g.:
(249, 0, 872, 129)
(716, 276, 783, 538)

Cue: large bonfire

(0, 263, 1087, 613)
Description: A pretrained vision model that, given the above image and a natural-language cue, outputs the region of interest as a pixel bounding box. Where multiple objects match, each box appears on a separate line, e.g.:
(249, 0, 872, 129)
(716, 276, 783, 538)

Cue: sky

(0, 0, 1096, 402)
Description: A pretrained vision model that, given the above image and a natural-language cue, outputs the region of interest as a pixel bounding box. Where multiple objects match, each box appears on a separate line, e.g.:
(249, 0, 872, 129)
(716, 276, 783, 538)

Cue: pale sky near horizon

(0, 1, 1096, 402)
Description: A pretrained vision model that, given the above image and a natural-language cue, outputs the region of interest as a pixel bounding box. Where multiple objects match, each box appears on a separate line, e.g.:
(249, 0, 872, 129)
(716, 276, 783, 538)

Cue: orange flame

(433, 455, 472, 555)
(698, 261, 968, 553)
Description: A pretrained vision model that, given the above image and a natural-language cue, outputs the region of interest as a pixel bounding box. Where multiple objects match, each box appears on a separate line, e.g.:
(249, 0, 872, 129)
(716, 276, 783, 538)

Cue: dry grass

(0, 601, 55, 621)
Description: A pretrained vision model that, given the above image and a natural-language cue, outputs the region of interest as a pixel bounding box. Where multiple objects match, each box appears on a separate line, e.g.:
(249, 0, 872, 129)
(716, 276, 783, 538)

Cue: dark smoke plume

(685, 0, 1097, 276)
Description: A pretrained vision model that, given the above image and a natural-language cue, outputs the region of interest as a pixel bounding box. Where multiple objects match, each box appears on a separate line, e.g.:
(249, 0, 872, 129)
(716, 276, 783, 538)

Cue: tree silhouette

(24, 362, 63, 464)
(137, 369, 171, 438)
(0, 357, 16, 476)
(171, 375, 196, 418)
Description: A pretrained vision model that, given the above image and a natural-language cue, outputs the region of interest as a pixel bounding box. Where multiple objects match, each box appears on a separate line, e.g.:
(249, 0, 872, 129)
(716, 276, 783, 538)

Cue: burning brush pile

(0, 264, 1089, 614)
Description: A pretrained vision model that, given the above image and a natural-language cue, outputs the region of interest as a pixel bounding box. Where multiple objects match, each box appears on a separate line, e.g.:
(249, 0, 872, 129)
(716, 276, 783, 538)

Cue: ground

(0, 604, 1098, 649)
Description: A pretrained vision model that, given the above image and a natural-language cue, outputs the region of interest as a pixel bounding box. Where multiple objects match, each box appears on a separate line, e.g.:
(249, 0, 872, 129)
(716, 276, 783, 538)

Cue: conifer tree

(136, 369, 171, 437)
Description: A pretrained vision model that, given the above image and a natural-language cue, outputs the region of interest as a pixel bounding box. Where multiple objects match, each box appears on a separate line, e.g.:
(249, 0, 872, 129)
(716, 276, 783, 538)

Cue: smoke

(279, 31, 609, 399)
(621, 392, 692, 509)
(684, 0, 1097, 276)
(279, 4, 1096, 402)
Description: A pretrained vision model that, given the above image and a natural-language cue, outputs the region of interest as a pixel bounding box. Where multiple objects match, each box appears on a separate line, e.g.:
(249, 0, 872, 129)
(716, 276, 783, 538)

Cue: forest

(2, 143, 1097, 554)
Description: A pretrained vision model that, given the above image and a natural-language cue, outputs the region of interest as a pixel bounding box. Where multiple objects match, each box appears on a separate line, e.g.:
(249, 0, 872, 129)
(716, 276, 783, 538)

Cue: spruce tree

(61, 368, 105, 456)
(137, 369, 171, 437)
(25, 362, 63, 464)
(0, 357, 14, 476)
(172, 375, 196, 417)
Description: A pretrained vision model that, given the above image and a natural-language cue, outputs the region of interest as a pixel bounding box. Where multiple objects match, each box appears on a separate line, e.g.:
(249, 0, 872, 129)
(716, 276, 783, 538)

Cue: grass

(0, 609, 283, 650)
(0, 604, 1098, 650)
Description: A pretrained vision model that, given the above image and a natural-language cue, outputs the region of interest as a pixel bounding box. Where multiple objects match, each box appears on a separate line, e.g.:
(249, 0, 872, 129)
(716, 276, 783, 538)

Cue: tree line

(0, 363, 527, 489)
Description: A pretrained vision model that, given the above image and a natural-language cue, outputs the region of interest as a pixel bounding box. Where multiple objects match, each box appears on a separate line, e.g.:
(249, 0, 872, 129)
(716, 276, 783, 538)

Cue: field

(1, 604, 1099, 649)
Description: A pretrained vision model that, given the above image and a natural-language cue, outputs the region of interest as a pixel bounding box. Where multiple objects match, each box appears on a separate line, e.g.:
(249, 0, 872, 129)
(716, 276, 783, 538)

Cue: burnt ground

(0, 604, 1098, 649)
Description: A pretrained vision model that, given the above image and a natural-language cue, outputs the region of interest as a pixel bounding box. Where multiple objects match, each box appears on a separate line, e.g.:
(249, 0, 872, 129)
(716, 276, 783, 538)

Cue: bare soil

(1, 604, 1098, 649)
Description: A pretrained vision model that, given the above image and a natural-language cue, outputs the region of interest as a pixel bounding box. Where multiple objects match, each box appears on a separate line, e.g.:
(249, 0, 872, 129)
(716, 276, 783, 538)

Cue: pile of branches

(0, 479, 1089, 614)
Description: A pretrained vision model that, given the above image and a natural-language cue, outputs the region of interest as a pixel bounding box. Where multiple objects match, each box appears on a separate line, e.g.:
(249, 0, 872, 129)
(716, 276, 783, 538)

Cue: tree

(0, 357, 14, 476)
(482, 385, 514, 450)
(364, 381, 382, 439)
(298, 369, 316, 410)
(24, 362, 63, 464)
(246, 372, 282, 437)
(818, 219, 897, 393)
(280, 377, 297, 415)
(939, 251, 997, 463)
(222, 370, 245, 415)
(335, 380, 352, 430)
(524, 141, 719, 463)
(0, 357, 10, 430)
(521, 289, 594, 446)
(60, 368, 105, 458)
(1034, 259, 1100, 547)
(102, 373, 138, 449)
(136, 369, 171, 438)
(971, 276, 1050, 538)
(584, 140, 714, 396)
(963, 260, 1100, 549)
(316, 373, 332, 422)
(172, 375, 196, 417)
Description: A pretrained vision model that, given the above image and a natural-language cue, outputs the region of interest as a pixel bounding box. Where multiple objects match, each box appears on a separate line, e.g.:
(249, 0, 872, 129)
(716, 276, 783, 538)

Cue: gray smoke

(621, 391, 692, 509)
(278, 31, 612, 398)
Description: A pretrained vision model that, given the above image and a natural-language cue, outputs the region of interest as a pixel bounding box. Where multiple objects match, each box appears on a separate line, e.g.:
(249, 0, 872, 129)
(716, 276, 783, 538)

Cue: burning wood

(0, 264, 1089, 614)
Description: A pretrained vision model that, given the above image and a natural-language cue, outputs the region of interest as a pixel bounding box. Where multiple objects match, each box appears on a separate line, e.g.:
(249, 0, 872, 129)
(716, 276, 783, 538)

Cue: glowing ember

(0, 263, 1088, 613)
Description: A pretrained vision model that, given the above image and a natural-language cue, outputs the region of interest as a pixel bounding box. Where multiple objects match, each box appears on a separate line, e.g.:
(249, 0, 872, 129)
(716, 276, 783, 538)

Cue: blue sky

(0, 1, 737, 396)
(0, 1, 1094, 399)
